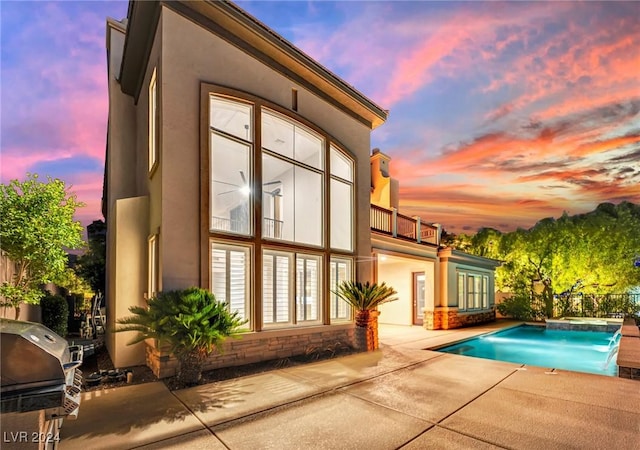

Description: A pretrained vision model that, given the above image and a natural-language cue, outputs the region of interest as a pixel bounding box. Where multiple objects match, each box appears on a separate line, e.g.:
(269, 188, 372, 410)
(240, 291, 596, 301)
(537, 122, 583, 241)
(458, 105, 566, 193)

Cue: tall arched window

(206, 89, 355, 328)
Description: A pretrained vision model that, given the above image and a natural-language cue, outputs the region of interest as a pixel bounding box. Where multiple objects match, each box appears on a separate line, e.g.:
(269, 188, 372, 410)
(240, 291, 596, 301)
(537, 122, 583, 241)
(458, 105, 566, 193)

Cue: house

(369, 150, 500, 329)
(104, 0, 498, 378)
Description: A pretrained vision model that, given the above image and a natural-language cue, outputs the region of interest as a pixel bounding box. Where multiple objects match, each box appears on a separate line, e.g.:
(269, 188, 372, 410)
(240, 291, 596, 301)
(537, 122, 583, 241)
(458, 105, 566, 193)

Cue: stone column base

(354, 310, 380, 351)
(424, 308, 496, 330)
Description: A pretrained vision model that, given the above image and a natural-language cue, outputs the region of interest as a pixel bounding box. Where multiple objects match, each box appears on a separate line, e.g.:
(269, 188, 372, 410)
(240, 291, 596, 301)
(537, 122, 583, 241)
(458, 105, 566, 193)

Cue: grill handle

(63, 345, 84, 371)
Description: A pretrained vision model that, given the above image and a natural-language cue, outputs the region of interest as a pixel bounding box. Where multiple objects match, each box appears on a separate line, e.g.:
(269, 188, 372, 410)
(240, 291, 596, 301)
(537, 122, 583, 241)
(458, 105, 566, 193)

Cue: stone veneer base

(145, 325, 355, 379)
(424, 308, 496, 330)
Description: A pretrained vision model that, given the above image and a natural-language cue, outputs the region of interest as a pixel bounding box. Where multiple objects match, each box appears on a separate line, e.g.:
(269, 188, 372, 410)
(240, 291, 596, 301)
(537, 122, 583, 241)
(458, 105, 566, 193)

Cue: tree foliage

(41, 294, 69, 337)
(332, 281, 399, 313)
(116, 287, 247, 385)
(0, 174, 85, 318)
(54, 267, 93, 298)
(75, 223, 106, 294)
(459, 202, 640, 319)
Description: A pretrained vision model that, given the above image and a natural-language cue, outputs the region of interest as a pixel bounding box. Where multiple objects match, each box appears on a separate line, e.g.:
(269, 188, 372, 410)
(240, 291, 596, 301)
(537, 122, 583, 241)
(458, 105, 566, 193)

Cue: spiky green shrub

(333, 281, 398, 312)
(41, 294, 69, 337)
(116, 287, 246, 385)
(333, 281, 398, 326)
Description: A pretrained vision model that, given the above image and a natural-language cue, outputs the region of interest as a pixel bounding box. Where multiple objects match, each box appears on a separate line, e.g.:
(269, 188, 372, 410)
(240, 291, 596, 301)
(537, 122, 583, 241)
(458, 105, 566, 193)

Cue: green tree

(54, 267, 93, 298)
(40, 294, 69, 337)
(75, 228, 106, 294)
(116, 287, 246, 385)
(465, 202, 640, 320)
(0, 174, 85, 319)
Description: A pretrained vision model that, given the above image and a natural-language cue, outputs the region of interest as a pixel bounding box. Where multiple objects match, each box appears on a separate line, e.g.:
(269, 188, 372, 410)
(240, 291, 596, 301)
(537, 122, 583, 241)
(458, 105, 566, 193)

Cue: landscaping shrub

(496, 294, 545, 321)
(41, 294, 69, 337)
(116, 287, 246, 385)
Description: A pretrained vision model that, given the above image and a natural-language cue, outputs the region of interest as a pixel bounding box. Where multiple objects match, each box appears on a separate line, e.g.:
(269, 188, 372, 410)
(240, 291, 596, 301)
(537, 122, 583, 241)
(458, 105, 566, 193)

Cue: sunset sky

(1, 1, 638, 233)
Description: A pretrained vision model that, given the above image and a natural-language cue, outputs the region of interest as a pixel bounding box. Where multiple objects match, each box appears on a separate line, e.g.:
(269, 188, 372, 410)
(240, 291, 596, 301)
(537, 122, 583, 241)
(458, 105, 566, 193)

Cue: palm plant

(116, 287, 246, 385)
(333, 281, 398, 350)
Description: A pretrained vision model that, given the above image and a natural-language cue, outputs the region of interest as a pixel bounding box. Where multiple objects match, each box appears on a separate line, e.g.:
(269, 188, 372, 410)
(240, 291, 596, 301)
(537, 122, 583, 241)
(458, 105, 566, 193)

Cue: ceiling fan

(217, 171, 281, 195)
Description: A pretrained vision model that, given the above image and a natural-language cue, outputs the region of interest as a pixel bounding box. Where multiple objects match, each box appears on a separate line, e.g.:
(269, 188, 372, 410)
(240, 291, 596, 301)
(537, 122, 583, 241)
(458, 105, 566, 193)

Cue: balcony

(370, 204, 441, 245)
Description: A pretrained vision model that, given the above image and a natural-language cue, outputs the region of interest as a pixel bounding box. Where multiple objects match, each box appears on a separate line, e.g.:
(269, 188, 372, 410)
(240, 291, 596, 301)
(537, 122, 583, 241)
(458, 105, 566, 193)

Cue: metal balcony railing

(263, 217, 284, 239)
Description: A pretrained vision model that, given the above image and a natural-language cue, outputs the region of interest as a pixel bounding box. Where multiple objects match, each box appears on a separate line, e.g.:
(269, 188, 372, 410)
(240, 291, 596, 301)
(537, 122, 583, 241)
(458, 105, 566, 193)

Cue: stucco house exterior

(104, 0, 499, 378)
(369, 150, 500, 330)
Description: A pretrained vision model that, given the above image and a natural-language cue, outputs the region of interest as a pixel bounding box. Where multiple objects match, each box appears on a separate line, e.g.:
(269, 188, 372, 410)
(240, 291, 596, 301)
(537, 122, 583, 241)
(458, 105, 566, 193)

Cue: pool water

(437, 325, 620, 376)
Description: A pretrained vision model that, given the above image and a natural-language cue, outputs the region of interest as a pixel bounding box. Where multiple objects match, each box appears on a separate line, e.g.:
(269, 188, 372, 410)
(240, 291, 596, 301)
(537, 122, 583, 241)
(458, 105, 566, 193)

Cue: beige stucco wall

(158, 7, 374, 290)
(105, 196, 149, 368)
(105, 21, 146, 367)
(377, 253, 436, 326)
(439, 259, 496, 308)
(138, 18, 164, 293)
(106, 23, 138, 209)
(370, 151, 399, 210)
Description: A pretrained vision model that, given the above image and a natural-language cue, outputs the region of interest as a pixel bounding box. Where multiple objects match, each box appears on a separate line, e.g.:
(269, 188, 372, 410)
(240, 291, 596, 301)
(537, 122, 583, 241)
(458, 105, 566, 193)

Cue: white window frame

(148, 68, 158, 173)
(457, 273, 466, 310)
(458, 271, 490, 311)
(482, 276, 489, 309)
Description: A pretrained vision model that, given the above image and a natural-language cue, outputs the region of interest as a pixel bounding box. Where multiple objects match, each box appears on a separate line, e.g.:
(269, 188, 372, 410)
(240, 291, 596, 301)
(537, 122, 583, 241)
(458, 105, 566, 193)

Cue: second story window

(209, 96, 253, 236)
(261, 109, 324, 246)
(330, 145, 354, 251)
(148, 68, 158, 173)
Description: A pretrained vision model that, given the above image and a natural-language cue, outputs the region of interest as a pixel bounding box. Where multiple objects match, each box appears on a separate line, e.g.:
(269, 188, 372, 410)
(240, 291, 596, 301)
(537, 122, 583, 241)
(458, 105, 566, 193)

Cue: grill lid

(0, 319, 70, 392)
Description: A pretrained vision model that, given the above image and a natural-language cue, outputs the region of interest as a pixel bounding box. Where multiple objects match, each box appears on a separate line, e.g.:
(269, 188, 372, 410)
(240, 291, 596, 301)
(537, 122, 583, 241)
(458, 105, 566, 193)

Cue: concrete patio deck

(48, 321, 640, 449)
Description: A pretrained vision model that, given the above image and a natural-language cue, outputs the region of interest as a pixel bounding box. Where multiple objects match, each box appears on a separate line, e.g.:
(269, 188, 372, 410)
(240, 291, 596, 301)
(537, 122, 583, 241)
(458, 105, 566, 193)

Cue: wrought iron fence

(552, 293, 640, 318)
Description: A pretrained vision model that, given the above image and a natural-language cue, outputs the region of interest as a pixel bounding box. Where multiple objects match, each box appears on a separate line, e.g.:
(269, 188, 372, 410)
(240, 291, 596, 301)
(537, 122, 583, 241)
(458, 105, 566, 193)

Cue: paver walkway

(55, 321, 639, 450)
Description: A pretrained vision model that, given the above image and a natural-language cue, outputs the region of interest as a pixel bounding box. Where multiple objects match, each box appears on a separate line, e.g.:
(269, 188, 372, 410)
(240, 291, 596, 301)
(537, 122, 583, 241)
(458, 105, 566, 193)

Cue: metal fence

(552, 293, 640, 318)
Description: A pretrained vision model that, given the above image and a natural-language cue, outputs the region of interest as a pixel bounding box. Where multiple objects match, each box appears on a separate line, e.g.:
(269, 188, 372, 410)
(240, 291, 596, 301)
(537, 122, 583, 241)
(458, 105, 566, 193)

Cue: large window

(148, 68, 158, 173)
(330, 146, 354, 251)
(209, 96, 253, 236)
(330, 257, 353, 321)
(211, 242, 250, 323)
(457, 272, 490, 310)
(262, 110, 324, 246)
(206, 91, 357, 330)
(263, 250, 322, 326)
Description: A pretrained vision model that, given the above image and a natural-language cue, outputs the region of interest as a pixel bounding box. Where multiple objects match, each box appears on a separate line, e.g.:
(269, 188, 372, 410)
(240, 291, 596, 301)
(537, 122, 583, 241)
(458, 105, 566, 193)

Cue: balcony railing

(370, 204, 440, 245)
(263, 217, 284, 239)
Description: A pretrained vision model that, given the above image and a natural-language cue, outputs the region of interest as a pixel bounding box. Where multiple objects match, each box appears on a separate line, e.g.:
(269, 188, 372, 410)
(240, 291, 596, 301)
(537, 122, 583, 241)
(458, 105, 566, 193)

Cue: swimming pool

(436, 325, 621, 376)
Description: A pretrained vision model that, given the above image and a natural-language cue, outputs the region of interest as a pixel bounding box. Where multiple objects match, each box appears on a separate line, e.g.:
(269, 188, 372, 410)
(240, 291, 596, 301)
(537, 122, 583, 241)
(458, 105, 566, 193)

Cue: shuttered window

(211, 242, 250, 323)
(330, 257, 352, 321)
(296, 255, 321, 322)
(263, 251, 292, 324)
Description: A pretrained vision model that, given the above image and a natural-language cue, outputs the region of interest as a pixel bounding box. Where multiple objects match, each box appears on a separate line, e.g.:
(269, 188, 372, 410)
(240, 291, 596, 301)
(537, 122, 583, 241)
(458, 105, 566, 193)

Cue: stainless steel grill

(1, 319, 83, 420)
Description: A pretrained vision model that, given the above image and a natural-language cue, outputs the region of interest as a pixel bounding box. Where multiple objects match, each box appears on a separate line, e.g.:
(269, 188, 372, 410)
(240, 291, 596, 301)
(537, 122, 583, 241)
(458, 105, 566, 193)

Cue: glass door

(413, 272, 425, 325)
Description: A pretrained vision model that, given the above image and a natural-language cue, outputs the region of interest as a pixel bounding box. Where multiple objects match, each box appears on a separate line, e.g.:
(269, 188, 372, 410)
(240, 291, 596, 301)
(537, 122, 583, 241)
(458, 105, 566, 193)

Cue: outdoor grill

(1, 319, 83, 420)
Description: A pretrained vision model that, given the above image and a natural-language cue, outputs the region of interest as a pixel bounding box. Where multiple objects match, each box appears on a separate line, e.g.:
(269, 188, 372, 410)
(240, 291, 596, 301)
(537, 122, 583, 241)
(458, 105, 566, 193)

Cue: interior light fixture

(240, 185, 251, 196)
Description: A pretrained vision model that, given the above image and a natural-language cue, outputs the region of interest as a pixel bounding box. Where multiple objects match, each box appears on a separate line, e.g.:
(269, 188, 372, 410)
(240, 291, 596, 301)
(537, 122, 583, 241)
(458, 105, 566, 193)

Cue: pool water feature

(436, 325, 621, 376)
